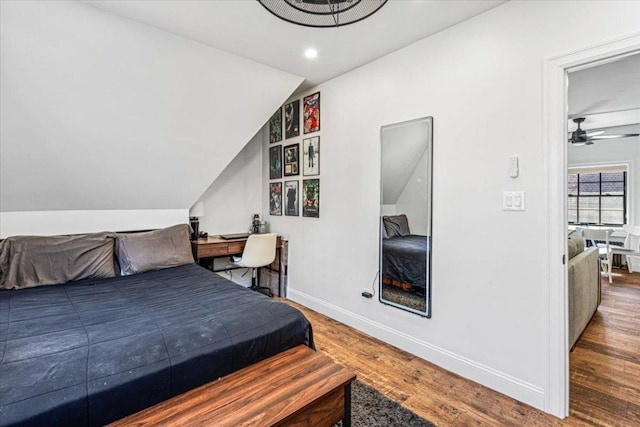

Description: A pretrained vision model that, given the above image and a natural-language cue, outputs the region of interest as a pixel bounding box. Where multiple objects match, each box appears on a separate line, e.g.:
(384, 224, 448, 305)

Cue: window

(568, 169, 626, 226)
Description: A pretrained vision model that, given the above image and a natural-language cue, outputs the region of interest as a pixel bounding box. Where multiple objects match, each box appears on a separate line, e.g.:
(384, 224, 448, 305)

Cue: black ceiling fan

(569, 117, 640, 145)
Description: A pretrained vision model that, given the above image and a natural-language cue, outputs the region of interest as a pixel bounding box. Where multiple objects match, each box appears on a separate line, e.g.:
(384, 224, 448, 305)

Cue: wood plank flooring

(570, 269, 640, 426)
(284, 268, 640, 426)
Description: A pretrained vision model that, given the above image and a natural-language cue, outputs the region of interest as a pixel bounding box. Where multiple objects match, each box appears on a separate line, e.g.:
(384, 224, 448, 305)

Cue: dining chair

(231, 233, 277, 297)
(621, 225, 640, 273)
(579, 228, 614, 283)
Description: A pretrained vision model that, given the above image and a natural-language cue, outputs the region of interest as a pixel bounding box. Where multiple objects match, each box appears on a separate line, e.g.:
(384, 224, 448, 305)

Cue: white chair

(579, 228, 614, 283)
(620, 225, 640, 273)
(231, 233, 277, 297)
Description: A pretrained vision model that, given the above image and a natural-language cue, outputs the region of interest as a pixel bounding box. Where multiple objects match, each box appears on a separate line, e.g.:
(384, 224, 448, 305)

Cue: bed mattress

(0, 264, 312, 426)
(381, 235, 428, 289)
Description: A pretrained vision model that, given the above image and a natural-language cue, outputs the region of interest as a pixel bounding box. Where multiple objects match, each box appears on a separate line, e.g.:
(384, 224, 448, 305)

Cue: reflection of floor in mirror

(381, 284, 426, 312)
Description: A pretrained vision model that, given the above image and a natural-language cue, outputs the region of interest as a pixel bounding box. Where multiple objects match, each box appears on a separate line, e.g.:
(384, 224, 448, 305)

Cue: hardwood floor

(570, 269, 640, 426)
(284, 268, 640, 426)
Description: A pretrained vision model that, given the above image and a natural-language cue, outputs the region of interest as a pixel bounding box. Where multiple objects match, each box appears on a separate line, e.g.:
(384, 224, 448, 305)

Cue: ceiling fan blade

(589, 133, 640, 140)
(584, 130, 604, 137)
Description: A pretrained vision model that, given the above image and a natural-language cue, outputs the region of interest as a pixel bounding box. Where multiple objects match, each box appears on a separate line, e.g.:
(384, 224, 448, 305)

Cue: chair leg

(608, 260, 613, 284)
(249, 267, 273, 297)
(250, 268, 257, 289)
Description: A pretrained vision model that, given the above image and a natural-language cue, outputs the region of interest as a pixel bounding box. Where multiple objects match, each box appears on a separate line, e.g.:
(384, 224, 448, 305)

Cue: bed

(381, 234, 428, 290)
(0, 227, 313, 426)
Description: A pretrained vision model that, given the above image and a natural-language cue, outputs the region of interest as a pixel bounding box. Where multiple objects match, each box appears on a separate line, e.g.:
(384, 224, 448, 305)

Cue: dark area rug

(381, 284, 426, 312)
(335, 380, 436, 427)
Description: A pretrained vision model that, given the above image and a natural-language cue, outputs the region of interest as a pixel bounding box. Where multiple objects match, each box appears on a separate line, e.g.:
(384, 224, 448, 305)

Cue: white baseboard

(289, 289, 545, 412)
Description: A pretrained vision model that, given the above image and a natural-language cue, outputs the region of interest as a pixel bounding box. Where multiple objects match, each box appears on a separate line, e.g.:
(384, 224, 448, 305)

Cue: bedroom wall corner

(196, 129, 264, 237)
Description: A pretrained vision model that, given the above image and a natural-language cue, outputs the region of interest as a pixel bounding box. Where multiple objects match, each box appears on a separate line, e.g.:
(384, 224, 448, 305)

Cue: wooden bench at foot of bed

(108, 345, 356, 427)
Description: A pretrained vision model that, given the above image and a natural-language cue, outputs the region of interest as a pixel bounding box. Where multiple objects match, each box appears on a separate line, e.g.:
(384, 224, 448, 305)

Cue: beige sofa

(567, 231, 601, 349)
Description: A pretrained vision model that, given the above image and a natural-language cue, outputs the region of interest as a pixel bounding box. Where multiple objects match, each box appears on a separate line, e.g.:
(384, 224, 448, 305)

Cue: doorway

(545, 34, 640, 418)
(566, 53, 640, 421)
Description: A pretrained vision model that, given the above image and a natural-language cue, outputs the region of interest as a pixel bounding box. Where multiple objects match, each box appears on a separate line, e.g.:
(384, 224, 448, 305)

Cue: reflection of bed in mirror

(380, 214, 428, 312)
(382, 235, 427, 291)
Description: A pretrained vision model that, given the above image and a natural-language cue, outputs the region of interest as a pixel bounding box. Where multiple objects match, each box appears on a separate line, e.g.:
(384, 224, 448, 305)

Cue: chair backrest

(623, 224, 640, 251)
(240, 233, 277, 268)
(579, 228, 613, 250)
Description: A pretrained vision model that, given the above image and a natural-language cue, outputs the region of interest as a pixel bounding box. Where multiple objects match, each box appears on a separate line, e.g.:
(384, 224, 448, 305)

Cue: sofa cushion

(568, 231, 585, 260)
(568, 247, 600, 348)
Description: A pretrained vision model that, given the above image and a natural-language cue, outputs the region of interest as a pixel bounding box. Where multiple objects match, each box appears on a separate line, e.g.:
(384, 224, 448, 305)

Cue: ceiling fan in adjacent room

(569, 117, 640, 145)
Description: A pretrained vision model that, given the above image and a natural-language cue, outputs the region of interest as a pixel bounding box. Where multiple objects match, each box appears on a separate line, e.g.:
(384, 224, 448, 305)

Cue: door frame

(544, 33, 640, 418)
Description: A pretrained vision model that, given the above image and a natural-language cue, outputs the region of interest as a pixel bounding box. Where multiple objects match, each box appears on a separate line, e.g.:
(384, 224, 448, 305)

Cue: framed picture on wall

(303, 179, 319, 218)
(284, 180, 299, 216)
(303, 92, 320, 134)
(283, 143, 299, 177)
(269, 145, 282, 179)
(284, 100, 300, 139)
(270, 182, 282, 216)
(269, 107, 282, 143)
(302, 136, 319, 176)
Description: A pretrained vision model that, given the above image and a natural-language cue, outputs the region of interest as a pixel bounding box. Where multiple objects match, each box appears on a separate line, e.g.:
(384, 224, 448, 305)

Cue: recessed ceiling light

(304, 49, 318, 60)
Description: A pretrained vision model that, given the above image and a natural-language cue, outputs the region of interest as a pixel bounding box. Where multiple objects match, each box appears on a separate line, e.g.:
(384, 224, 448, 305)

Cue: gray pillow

(0, 233, 117, 290)
(381, 218, 389, 239)
(383, 214, 411, 238)
(116, 224, 193, 275)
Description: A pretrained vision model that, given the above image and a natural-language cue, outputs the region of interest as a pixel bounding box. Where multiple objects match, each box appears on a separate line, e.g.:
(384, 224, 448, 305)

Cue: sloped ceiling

(83, 0, 505, 93)
(381, 120, 429, 205)
(0, 1, 302, 212)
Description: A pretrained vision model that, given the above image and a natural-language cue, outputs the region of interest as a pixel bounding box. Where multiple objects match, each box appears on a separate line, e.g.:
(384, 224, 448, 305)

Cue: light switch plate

(509, 156, 519, 178)
(503, 191, 525, 211)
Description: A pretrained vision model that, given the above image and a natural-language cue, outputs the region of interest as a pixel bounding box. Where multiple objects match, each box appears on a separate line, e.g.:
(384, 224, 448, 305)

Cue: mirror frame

(378, 116, 433, 318)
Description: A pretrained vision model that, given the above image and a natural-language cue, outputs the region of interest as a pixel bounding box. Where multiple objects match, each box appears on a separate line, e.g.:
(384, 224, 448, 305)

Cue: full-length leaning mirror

(379, 117, 433, 317)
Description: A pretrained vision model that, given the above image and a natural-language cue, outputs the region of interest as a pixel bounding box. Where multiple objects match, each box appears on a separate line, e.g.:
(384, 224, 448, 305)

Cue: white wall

(395, 149, 429, 235)
(0, 209, 187, 238)
(197, 130, 264, 236)
(182, 130, 264, 288)
(0, 1, 301, 233)
(263, 0, 640, 413)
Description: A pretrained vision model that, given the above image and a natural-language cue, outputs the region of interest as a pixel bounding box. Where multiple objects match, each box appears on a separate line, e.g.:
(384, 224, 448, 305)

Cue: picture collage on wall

(269, 92, 321, 218)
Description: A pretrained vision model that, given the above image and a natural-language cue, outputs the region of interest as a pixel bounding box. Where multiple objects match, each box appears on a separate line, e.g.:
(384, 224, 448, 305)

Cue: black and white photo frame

(302, 136, 319, 176)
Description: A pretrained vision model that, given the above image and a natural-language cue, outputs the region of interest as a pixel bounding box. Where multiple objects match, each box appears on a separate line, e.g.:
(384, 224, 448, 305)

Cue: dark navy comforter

(0, 264, 312, 426)
(381, 235, 428, 289)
